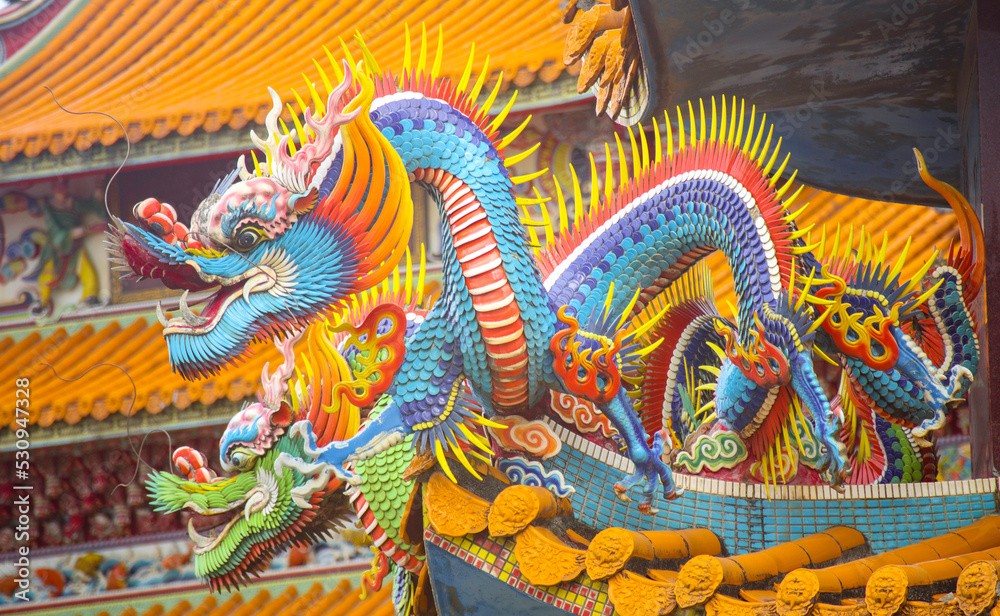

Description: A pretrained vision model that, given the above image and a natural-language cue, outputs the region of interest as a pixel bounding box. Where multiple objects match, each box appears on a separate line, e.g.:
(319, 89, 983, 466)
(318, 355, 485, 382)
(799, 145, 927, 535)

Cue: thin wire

(44, 87, 129, 221)
(39, 362, 176, 489)
(42, 90, 179, 490)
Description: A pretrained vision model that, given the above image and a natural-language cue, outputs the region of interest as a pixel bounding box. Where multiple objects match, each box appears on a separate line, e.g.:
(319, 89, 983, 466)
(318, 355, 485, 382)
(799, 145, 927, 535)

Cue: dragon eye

(234, 227, 263, 251)
(228, 451, 255, 471)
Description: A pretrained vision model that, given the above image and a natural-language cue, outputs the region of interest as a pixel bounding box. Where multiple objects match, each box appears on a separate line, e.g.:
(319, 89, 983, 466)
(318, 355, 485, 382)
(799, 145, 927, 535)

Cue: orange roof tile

(0, 317, 282, 430)
(0, 0, 571, 162)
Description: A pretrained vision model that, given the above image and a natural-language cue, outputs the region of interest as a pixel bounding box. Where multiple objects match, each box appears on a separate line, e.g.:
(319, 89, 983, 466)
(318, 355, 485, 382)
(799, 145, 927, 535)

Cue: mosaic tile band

(546, 419, 999, 553)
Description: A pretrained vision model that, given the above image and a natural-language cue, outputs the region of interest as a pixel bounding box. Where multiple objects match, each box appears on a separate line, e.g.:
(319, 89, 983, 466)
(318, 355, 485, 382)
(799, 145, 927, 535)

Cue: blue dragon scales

(116, 29, 982, 537)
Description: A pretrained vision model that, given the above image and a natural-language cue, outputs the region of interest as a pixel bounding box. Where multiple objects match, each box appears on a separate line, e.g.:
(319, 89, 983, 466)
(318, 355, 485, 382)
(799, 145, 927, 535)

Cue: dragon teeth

(156, 301, 171, 327)
(187, 518, 212, 548)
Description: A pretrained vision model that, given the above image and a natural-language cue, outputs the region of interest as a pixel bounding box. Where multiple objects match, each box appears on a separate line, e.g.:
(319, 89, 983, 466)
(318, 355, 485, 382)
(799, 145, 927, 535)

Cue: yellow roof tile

(0, 318, 283, 430)
(0, 0, 570, 161)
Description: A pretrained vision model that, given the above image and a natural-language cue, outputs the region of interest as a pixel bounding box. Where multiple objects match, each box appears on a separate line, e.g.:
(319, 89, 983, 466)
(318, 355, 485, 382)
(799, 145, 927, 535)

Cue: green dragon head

(145, 329, 359, 591)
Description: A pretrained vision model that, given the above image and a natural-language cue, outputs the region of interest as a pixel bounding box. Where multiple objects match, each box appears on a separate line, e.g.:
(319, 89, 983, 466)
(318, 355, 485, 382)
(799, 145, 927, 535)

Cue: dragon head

(145, 328, 361, 590)
(713, 273, 835, 438)
(110, 62, 412, 379)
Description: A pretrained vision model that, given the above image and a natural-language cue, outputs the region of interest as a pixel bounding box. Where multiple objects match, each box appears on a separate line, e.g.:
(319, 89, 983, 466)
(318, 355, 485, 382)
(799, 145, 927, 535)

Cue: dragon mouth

(186, 499, 246, 554)
(156, 267, 277, 335)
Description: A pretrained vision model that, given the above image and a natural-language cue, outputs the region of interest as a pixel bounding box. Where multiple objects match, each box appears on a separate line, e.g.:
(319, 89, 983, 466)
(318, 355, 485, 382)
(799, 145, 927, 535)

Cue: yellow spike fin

(749, 112, 765, 159)
(457, 43, 475, 93)
(676, 106, 686, 153)
(615, 133, 629, 189)
(602, 281, 615, 322)
(782, 185, 804, 212)
(404, 247, 413, 304)
(286, 102, 308, 143)
(726, 96, 738, 146)
(814, 345, 839, 366)
(458, 422, 494, 454)
(729, 98, 747, 147)
(699, 98, 707, 144)
(688, 100, 696, 148)
(302, 74, 325, 117)
(520, 203, 541, 250)
(877, 232, 889, 267)
(498, 113, 530, 149)
(478, 71, 504, 119)
(589, 153, 600, 218)
(775, 170, 798, 199)
(251, 151, 262, 177)
(570, 165, 584, 226)
(757, 125, 774, 168)
(719, 96, 728, 146)
(312, 59, 333, 97)
(788, 222, 816, 241)
(743, 105, 763, 158)
(665, 110, 674, 157)
(710, 97, 719, 143)
(515, 195, 549, 206)
(706, 341, 727, 363)
(338, 37, 358, 74)
(604, 143, 614, 205)
(653, 118, 662, 164)
(469, 54, 491, 102)
(354, 32, 382, 75)
(434, 439, 457, 483)
(392, 257, 400, 296)
(554, 175, 569, 234)
(403, 23, 412, 73)
(802, 308, 836, 336)
(769, 153, 792, 187)
(279, 119, 297, 155)
(431, 25, 443, 79)
(418, 24, 428, 75)
(510, 167, 548, 185)
(617, 287, 642, 330)
(762, 137, 783, 177)
(910, 277, 943, 308)
(843, 226, 855, 262)
(450, 435, 483, 480)
(534, 188, 555, 245)
(417, 244, 426, 305)
(505, 142, 538, 166)
(887, 237, 911, 282)
(627, 126, 641, 177)
(322, 44, 344, 82)
(638, 123, 649, 170)
(629, 304, 670, 341)
(488, 91, 518, 133)
(791, 241, 822, 255)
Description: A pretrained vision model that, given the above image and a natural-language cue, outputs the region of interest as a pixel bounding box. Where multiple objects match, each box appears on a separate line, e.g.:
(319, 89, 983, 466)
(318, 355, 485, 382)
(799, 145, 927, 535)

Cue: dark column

(963, 0, 1000, 477)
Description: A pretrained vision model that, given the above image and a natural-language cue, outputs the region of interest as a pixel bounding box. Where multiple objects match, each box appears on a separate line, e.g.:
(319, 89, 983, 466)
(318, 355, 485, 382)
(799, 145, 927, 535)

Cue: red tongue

(120, 233, 215, 291)
(192, 506, 239, 532)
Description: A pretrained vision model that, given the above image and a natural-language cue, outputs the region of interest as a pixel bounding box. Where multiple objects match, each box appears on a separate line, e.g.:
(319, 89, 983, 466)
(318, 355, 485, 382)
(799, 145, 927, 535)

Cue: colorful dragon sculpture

(123, 27, 982, 596)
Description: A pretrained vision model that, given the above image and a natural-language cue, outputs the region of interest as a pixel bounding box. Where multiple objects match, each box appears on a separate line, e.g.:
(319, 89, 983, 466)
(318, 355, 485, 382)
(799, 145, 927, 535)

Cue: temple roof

(422, 466, 1000, 616)
(0, 316, 282, 431)
(0, 0, 572, 162)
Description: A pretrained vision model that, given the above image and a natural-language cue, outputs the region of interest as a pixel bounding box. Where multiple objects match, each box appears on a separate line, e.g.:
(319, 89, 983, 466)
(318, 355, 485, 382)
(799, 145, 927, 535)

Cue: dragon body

(126, 29, 984, 596)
